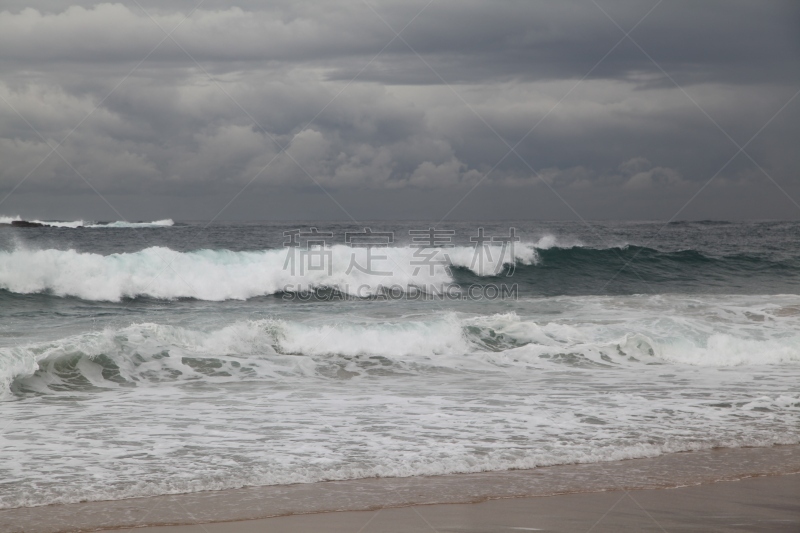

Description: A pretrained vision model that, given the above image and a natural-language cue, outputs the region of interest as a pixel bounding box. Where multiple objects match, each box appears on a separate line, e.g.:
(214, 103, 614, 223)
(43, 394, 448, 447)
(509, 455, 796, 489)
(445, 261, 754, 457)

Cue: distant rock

(10, 220, 49, 228)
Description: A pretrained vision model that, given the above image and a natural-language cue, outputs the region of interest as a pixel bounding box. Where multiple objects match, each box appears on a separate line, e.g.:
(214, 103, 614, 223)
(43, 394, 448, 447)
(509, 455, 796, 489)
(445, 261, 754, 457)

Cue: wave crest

(5, 312, 800, 397)
(0, 244, 536, 301)
(0, 215, 174, 228)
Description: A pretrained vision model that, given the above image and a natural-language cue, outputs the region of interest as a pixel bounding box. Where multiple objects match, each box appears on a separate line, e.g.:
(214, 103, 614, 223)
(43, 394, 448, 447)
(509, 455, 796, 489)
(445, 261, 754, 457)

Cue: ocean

(1, 219, 799, 511)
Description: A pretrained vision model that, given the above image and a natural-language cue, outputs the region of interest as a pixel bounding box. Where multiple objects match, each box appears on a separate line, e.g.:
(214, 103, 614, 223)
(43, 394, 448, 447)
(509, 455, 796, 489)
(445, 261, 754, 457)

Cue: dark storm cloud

(1, 1, 797, 84)
(0, 0, 798, 221)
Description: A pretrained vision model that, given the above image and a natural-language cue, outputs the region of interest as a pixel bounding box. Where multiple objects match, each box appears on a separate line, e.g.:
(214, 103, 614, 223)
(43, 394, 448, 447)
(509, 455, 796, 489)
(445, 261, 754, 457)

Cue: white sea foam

(29, 219, 87, 228)
(0, 244, 536, 301)
(0, 216, 174, 228)
(2, 299, 799, 509)
(4, 309, 800, 397)
(88, 219, 174, 228)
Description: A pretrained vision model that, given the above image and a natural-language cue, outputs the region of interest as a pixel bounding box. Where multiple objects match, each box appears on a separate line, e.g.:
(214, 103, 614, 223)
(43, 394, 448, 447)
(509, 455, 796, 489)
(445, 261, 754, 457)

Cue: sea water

(0, 220, 798, 509)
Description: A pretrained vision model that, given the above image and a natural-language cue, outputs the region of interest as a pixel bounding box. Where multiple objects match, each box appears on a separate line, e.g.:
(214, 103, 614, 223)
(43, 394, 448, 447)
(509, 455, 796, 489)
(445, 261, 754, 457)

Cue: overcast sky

(1, 0, 799, 221)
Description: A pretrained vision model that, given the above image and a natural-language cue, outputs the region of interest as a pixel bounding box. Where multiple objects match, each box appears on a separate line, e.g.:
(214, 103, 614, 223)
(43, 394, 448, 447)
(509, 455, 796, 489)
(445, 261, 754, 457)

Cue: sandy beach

(3, 445, 798, 533)
(98, 473, 800, 533)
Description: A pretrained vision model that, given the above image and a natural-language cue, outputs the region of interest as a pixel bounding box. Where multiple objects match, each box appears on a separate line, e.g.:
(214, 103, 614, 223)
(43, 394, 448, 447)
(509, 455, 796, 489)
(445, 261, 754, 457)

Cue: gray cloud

(0, 0, 798, 221)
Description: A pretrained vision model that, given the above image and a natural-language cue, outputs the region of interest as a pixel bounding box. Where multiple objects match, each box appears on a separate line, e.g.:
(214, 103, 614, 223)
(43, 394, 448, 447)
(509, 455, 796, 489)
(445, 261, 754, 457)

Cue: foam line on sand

(2, 445, 798, 533)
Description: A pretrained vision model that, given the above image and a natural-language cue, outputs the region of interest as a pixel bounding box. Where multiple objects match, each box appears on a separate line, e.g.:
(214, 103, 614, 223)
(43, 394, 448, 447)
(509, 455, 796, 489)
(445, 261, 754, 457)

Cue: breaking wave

(0, 215, 174, 228)
(5, 311, 800, 397)
(2, 239, 799, 301)
(0, 244, 537, 301)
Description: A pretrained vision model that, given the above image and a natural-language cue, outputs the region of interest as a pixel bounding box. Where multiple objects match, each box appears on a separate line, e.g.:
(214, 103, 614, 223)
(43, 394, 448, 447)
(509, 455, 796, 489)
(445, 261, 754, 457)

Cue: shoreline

(102, 473, 800, 533)
(2, 444, 798, 533)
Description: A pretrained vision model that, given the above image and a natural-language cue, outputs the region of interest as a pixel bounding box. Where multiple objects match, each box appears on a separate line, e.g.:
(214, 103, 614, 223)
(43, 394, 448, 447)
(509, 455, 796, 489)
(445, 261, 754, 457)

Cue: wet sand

(101, 474, 799, 533)
(2, 445, 798, 533)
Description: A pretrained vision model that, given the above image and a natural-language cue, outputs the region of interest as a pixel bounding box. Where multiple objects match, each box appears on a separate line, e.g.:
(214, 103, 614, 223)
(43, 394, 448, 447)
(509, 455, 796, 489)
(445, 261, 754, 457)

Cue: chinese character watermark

(283, 227, 334, 275)
(279, 226, 522, 296)
(409, 228, 454, 276)
(345, 228, 394, 276)
(469, 227, 520, 276)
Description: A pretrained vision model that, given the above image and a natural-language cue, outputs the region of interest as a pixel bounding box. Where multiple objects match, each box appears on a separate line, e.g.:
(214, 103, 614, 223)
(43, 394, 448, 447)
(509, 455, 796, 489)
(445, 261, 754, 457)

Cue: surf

(0, 216, 174, 228)
(0, 244, 536, 301)
(5, 307, 800, 397)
